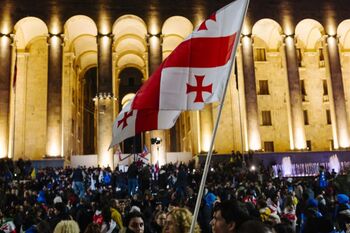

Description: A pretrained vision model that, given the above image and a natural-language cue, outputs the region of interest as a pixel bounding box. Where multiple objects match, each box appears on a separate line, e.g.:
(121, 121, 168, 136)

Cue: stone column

(62, 52, 74, 163)
(96, 34, 113, 167)
(200, 104, 213, 152)
(46, 34, 63, 157)
(149, 34, 167, 165)
(11, 52, 29, 160)
(0, 35, 11, 158)
(241, 35, 261, 151)
(325, 36, 350, 148)
(284, 35, 306, 150)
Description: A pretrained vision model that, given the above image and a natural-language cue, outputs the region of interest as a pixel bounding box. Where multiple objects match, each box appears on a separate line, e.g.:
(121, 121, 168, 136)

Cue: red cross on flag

(132, 0, 248, 110)
(110, 98, 181, 147)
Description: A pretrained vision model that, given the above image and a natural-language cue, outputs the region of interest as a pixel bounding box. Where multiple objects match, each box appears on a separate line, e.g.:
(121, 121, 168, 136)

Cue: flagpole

(189, 1, 249, 232)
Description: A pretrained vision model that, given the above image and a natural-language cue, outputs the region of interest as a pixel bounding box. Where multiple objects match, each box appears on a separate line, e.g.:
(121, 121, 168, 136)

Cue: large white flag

(132, 0, 248, 110)
(110, 0, 248, 145)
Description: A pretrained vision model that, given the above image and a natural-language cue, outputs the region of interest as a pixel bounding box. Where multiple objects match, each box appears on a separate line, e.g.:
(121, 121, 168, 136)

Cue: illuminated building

(0, 0, 349, 166)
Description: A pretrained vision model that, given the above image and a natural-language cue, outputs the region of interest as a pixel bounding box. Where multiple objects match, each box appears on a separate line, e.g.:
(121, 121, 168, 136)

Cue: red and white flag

(110, 99, 180, 147)
(132, 0, 248, 110)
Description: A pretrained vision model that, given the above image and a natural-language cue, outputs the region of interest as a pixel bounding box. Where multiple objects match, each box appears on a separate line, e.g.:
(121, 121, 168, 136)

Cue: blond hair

(53, 220, 80, 233)
(164, 208, 201, 233)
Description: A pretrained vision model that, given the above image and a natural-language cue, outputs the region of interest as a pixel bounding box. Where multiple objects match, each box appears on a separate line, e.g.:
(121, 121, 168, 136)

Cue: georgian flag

(110, 99, 180, 147)
(132, 0, 248, 110)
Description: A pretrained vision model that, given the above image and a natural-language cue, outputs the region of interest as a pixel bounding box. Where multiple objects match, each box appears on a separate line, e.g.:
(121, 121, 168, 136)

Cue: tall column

(284, 35, 306, 150)
(96, 34, 113, 167)
(325, 36, 350, 148)
(0, 35, 11, 158)
(46, 34, 63, 157)
(11, 52, 29, 160)
(62, 52, 74, 163)
(149, 34, 167, 165)
(241, 35, 261, 151)
(200, 104, 213, 152)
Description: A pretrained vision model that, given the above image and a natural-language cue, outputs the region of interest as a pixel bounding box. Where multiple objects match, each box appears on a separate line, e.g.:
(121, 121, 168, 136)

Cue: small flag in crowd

(31, 168, 36, 180)
(110, 98, 180, 147)
(140, 145, 149, 158)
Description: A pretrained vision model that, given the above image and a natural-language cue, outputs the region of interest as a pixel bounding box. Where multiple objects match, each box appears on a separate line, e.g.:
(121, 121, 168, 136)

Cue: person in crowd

(0, 209, 16, 233)
(84, 223, 101, 233)
(163, 208, 200, 233)
(101, 206, 119, 233)
(281, 195, 297, 231)
(317, 166, 328, 191)
(127, 162, 139, 196)
(302, 198, 334, 233)
(110, 199, 124, 230)
(274, 223, 295, 233)
(175, 164, 188, 201)
(35, 220, 51, 233)
(2, 158, 350, 233)
(53, 220, 80, 233)
(121, 211, 144, 233)
(210, 200, 250, 233)
(75, 198, 93, 233)
(139, 165, 151, 194)
(236, 220, 275, 233)
(49, 202, 71, 230)
(71, 166, 86, 199)
(200, 187, 217, 233)
(150, 211, 166, 233)
(336, 194, 350, 232)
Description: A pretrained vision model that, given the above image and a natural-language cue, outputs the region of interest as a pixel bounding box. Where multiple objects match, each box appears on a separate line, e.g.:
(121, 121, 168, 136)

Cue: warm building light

(282, 15, 293, 37)
(100, 34, 112, 50)
(202, 133, 211, 152)
(150, 131, 166, 165)
(49, 35, 60, 46)
(1, 12, 12, 35)
(0, 35, 10, 49)
(249, 132, 261, 151)
(98, 11, 111, 36)
(241, 23, 251, 37)
(294, 125, 306, 150)
(47, 142, 60, 157)
(325, 13, 337, 37)
(50, 16, 61, 35)
(99, 24, 110, 36)
(100, 151, 113, 168)
(149, 35, 160, 59)
(294, 138, 306, 150)
(148, 17, 160, 36)
(0, 135, 7, 158)
(338, 129, 350, 148)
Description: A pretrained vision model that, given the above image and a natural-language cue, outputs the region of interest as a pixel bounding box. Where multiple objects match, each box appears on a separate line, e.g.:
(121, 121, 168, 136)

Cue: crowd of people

(0, 155, 349, 233)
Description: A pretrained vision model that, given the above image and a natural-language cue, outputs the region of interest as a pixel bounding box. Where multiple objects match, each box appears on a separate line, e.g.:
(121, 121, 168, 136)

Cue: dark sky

(1, 0, 349, 33)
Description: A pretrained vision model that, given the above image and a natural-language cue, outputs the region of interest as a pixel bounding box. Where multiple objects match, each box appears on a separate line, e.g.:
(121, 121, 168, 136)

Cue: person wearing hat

(336, 194, 350, 232)
(303, 198, 334, 233)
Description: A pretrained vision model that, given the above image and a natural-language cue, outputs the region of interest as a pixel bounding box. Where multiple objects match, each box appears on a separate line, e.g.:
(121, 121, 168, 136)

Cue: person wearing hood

(36, 190, 46, 204)
(336, 194, 350, 232)
(303, 198, 334, 233)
